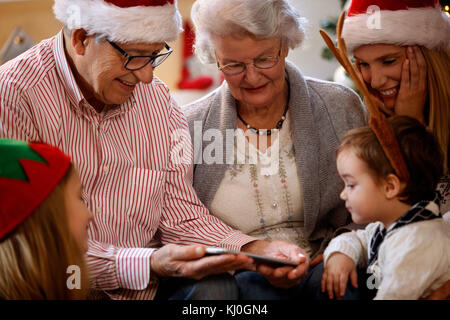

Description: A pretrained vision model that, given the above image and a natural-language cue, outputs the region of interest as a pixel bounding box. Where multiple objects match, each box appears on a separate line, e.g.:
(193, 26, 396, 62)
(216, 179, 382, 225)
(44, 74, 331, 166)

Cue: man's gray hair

(63, 25, 108, 43)
(191, 0, 308, 64)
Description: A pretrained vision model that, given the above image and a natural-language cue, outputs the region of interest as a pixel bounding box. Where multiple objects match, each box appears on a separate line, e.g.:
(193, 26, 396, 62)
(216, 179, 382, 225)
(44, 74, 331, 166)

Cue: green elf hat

(0, 139, 71, 240)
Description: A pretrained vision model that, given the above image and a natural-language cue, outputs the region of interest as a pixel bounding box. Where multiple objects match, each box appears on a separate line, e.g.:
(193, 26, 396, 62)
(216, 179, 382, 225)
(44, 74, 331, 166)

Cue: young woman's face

(354, 44, 407, 112)
(64, 169, 93, 252)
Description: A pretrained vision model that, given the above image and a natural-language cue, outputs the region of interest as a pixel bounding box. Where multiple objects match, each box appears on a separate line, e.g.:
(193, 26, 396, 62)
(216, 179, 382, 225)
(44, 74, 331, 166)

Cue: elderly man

(0, 0, 308, 300)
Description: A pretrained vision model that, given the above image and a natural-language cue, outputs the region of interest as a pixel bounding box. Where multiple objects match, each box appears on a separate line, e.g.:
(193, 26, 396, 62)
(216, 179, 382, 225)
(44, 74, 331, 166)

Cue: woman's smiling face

(354, 44, 407, 113)
(211, 34, 288, 110)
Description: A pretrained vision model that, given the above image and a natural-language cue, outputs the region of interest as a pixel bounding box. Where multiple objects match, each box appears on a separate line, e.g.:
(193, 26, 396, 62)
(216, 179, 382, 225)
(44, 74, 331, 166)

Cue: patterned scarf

(368, 192, 442, 268)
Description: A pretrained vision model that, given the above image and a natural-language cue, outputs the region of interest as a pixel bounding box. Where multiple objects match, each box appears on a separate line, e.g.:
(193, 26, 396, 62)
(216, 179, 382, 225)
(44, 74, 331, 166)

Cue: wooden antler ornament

(320, 11, 410, 182)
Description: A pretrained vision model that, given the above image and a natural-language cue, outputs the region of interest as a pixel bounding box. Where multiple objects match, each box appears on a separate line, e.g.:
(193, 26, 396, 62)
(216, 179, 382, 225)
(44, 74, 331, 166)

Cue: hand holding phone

(205, 247, 300, 268)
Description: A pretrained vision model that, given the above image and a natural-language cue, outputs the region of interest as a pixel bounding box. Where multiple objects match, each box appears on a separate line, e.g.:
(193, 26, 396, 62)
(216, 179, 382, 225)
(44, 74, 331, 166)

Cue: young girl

(342, 0, 449, 215)
(0, 139, 93, 299)
(321, 116, 450, 300)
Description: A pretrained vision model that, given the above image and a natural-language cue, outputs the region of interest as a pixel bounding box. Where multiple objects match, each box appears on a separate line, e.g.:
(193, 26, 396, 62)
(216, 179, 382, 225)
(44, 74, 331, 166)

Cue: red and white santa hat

(342, 0, 450, 53)
(53, 0, 182, 44)
(0, 139, 71, 240)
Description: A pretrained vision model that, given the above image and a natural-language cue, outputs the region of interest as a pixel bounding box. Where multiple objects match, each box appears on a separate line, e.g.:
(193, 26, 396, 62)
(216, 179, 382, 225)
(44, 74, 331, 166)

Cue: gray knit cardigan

(182, 61, 368, 255)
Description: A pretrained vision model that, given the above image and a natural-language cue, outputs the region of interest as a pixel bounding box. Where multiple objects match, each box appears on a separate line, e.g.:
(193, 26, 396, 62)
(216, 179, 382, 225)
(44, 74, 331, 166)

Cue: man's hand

(321, 252, 358, 300)
(242, 240, 310, 289)
(150, 244, 254, 280)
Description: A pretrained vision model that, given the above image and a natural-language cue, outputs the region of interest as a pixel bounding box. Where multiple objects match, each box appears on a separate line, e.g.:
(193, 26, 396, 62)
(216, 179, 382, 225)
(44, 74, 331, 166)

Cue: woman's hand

(243, 240, 310, 289)
(395, 46, 427, 124)
(321, 252, 358, 300)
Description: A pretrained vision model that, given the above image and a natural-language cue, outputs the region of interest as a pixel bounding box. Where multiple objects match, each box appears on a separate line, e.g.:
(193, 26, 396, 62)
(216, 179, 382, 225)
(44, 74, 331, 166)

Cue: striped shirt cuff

(116, 248, 156, 290)
(218, 231, 258, 252)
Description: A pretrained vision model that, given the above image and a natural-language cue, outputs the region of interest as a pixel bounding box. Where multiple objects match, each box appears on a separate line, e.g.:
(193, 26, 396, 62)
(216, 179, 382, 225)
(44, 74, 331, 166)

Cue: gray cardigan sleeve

(305, 77, 368, 254)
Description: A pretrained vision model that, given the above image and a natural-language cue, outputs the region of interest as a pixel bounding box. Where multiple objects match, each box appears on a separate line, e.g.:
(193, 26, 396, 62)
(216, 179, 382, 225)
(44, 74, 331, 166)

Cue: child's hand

(321, 252, 358, 300)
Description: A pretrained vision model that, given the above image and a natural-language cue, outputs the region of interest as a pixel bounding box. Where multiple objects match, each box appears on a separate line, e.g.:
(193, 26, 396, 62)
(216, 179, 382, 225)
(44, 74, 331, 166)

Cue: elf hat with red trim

(53, 0, 183, 44)
(342, 0, 450, 53)
(0, 139, 71, 240)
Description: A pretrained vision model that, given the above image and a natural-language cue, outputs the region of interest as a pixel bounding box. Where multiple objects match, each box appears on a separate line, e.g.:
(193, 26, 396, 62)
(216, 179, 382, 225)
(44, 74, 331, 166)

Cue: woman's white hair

(191, 0, 308, 63)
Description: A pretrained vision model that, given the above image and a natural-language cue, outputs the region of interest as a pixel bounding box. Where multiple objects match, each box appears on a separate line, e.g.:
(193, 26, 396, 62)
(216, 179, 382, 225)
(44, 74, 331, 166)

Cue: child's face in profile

(336, 148, 387, 225)
(64, 169, 93, 252)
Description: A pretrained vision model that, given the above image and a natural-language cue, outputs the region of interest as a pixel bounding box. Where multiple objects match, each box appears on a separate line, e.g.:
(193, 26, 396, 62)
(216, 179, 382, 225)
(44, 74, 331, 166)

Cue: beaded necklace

(237, 86, 290, 136)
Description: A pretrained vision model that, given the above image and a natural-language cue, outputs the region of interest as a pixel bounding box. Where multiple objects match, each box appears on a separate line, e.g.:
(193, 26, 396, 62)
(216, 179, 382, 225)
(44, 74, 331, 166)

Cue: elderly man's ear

(70, 29, 90, 55)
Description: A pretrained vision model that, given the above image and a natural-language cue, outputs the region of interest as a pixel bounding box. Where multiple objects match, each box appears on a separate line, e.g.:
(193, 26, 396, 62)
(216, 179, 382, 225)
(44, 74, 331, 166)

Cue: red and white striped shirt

(0, 31, 256, 300)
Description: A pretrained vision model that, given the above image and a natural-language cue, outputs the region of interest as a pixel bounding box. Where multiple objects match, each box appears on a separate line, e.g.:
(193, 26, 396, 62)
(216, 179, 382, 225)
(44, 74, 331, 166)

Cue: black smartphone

(205, 247, 300, 268)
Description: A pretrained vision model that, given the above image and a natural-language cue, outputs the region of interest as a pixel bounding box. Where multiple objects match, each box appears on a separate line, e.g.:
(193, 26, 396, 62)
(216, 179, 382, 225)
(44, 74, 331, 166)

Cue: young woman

(0, 139, 92, 299)
(343, 0, 449, 173)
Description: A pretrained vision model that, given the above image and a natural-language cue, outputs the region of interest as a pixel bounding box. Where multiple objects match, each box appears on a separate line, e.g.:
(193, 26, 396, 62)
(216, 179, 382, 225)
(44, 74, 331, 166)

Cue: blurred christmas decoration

(320, 0, 355, 90)
(0, 27, 35, 65)
(177, 21, 221, 90)
(320, 0, 349, 62)
(333, 65, 355, 89)
(441, 0, 450, 17)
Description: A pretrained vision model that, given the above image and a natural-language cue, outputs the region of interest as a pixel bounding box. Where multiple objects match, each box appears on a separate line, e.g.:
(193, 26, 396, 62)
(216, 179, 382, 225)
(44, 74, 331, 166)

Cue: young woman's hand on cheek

(395, 46, 427, 124)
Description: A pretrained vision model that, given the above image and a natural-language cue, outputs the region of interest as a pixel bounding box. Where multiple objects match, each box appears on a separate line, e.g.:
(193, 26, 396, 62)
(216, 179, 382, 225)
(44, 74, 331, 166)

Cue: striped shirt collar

(52, 30, 136, 118)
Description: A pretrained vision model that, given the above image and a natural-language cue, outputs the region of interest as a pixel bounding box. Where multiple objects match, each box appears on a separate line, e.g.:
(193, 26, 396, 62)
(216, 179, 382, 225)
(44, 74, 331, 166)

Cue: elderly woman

(183, 0, 367, 299)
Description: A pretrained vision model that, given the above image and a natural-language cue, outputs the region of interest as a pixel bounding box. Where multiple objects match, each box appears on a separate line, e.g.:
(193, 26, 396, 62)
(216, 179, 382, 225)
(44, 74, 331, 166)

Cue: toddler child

(321, 116, 449, 300)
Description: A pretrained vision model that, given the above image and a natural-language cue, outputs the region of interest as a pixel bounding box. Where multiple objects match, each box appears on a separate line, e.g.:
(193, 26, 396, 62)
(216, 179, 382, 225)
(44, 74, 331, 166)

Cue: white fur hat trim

(343, 7, 450, 53)
(53, 0, 183, 43)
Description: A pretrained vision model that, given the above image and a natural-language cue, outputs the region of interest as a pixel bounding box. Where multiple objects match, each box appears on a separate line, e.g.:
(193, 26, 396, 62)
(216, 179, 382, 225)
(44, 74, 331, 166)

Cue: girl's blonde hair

(422, 47, 450, 173)
(0, 167, 88, 299)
